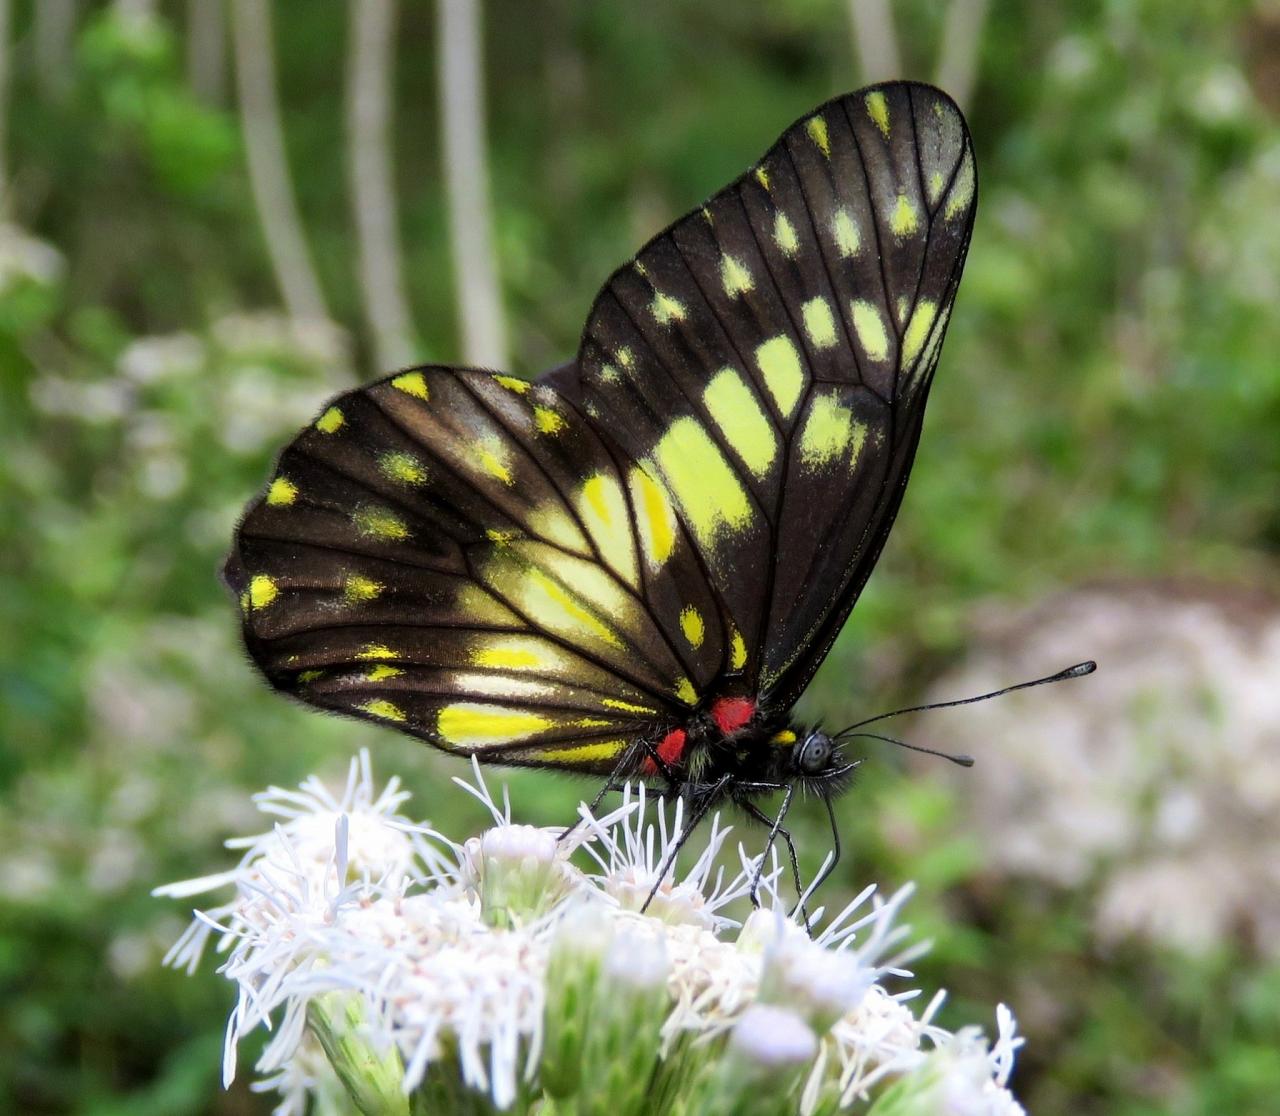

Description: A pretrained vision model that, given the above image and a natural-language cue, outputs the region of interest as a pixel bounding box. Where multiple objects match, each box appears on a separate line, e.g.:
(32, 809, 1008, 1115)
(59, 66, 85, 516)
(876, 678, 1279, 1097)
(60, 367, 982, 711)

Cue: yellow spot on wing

(526, 505, 590, 554)
(437, 703, 554, 746)
(378, 451, 428, 485)
(806, 115, 831, 156)
(353, 505, 410, 540)
(771, 729, 797, 746)
(799, 393, 868, 469)
(476, 438, 514, 485)
(316, 406, 344, 433)
(356, 644, 397, 660)
(832, 208, 860, 257)
(266, 477, 297, 506)
(629, 466, 676, 568)
(865, 90, 890, 136)
(343, 574, 383, 602)
(850, 300, 890, 362)
(391, 372, 429, 399)
(754, 336, 805, 417)
(577, 473, 637, 587)
(618, 347, 635, 369)
(902, 300, 938, 366)
(493, 374, 530, 393)
(680, 606, 705, 649)
(890, 194, 919, 237)
(755, 166, 770, 190)
(651, 292, 687, 325)
(773, 212, 799, 256)
(248, 574, 278, 609)
(366, 664, 403, 680)
(720, 254, 754, 296)
(802, 296, 838, 350)
(604, 697, 656, 716)
(471, 640, 546, 670)
(703, 368, 777, 478)
(730, 628, 747, 670)
(946, 152, 976, 221)
(929, 171, 945, 203)
(916, 304, 953, 379)
(533, 405, 564, 435)
(297, 669, 324, 683)
(675, 677, 697, 705)
(536, 740, 627, 765)
(648, 418, 753, 549)
(486, 551, 625, 652)
(362, 699, 405, 722)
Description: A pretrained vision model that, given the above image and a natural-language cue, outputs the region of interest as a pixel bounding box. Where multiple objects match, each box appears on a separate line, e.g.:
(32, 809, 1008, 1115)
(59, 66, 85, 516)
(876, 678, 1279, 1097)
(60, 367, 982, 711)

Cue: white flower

(210, 310, 351, 368)
(159, 752, 1026, 1113)
(0, 222, 64, 291)
(729, 1003, 818, 1068)
(117, 333, 205, 384)
(579, 782, 758, 929)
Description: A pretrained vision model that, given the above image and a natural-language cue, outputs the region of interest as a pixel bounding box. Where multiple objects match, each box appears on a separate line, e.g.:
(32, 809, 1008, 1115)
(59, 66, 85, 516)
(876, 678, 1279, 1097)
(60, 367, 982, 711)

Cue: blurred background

(2, 0, 1278, 1112)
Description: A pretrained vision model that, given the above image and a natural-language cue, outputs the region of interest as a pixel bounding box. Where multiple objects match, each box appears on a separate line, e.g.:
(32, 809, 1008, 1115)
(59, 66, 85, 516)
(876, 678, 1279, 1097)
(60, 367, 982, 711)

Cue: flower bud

(307, 991, 409, 1116)
(541, 902, 614, 1098)
(758, 931, 872, 1034)
(680, 1004, 817, 1116)
(866, 1029, 1027, 1116)
(577, 928, 672, 1116)
(463, 824, 576, 927)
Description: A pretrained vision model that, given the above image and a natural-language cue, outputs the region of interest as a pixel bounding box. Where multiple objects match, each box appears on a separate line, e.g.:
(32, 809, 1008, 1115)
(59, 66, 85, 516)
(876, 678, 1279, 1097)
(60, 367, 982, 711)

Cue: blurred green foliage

(2, 1, 1279, 1113)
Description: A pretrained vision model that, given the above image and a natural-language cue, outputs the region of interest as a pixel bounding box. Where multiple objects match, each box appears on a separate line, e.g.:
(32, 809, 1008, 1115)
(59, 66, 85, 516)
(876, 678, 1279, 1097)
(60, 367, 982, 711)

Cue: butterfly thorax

(639, 695, 850, 807)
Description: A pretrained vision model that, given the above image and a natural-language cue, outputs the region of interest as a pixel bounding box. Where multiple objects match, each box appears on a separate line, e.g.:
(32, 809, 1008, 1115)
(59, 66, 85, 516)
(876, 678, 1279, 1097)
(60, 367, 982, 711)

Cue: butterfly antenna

(835, 660, 1096, 737)
(843, 730, 975, 767)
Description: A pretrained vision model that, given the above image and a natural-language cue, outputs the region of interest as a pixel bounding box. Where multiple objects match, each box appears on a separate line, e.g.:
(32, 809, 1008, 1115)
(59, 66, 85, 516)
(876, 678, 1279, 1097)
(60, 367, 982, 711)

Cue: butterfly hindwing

(559, 81, 977, 706)
(229, 367, 735, 773)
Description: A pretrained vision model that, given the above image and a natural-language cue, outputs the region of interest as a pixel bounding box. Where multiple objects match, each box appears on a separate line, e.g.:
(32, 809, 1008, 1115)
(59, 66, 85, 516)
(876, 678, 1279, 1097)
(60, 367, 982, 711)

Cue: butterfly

(225, 81, 978, 905)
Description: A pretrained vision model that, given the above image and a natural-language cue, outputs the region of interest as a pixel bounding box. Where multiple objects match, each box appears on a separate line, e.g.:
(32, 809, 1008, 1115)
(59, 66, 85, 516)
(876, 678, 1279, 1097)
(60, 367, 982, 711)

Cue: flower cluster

(157, 751, 1026, 1115)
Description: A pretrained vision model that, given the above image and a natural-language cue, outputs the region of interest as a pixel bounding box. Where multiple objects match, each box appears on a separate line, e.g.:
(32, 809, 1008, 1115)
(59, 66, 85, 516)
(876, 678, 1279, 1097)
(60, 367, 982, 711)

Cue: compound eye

(797, 733, 832, 774)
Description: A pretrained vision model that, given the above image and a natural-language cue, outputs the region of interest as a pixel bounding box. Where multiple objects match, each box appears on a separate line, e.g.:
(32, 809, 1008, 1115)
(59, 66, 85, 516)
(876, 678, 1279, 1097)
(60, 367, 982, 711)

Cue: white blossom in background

(157, 751, 1027, 1115)
(0, 222, 65, 292)
(210, 310, 351, 371)
(117, 332, 206, 385)
(920, 583, 1280, 956)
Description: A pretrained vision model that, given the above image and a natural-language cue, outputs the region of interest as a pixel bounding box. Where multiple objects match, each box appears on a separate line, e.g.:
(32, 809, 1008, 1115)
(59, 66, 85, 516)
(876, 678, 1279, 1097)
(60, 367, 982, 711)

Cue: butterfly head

(795, 729, 834, 774)
(789, 728, 857, 797)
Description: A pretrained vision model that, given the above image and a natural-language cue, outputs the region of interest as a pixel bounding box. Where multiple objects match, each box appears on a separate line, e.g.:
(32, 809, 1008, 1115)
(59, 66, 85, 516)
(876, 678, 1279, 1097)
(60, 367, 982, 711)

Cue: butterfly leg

(639, 773, 732, 915)
(740, 793, 811, 931)
(797, 791, 843, 907)
(558, 738, 677, 842)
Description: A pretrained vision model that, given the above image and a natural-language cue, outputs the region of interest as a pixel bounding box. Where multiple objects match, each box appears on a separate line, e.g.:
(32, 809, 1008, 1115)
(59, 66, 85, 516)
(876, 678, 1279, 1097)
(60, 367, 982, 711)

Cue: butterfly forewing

(227, 80, 976, 772)
(561, 82, 976, 705)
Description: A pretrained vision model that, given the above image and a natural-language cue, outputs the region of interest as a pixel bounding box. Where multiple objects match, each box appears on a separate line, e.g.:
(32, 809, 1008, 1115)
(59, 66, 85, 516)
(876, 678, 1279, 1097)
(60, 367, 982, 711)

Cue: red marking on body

(642, 727, 688, 775)
(711, 697, 756, 734)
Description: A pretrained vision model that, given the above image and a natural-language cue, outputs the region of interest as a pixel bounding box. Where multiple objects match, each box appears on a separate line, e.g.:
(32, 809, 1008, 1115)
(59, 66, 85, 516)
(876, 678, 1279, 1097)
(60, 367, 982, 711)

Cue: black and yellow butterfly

(226, 81, 979, 887)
